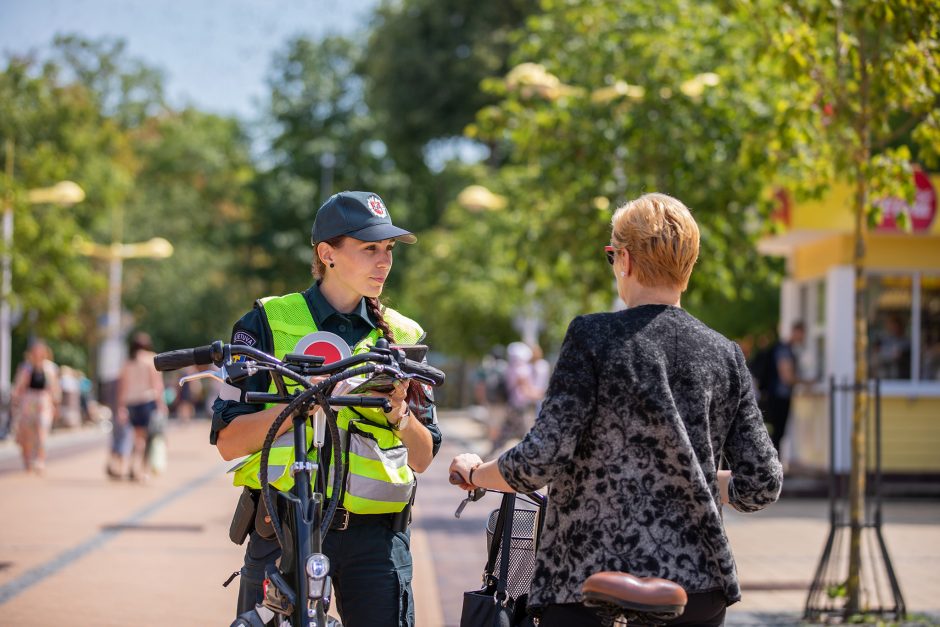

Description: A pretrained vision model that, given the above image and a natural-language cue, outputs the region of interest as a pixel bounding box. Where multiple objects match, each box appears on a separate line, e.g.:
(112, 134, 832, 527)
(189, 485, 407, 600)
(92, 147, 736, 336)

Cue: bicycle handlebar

(153, 341, 223, 371)
(398, 357, 445, 386)
(153, 340, 445, 388)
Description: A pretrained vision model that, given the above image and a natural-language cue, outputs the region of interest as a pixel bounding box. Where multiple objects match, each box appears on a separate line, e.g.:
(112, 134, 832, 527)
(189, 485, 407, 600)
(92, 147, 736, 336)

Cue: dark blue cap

(311, 191, 416, 245)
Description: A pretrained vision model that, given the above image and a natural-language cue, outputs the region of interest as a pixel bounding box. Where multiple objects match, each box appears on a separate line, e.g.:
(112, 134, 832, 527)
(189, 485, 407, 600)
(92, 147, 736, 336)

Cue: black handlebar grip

(153, 344, 217, 372)
(400, 358, 445, 386)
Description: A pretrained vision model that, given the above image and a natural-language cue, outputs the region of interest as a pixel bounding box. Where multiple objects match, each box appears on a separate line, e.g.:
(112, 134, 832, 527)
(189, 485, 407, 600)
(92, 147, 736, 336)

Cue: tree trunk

(846, 174, 868, 616)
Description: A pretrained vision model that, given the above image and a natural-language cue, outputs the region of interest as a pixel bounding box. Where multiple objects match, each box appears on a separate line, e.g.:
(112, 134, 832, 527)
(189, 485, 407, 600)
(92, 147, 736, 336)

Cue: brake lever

(450, 471, 486, 518)
(179, 367, 227, 386)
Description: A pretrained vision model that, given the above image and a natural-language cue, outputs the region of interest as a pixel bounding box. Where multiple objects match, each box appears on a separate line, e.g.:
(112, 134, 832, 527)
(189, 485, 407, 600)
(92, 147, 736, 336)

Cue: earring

(329, 263, 335, 268)
(620, 271, 625, 277)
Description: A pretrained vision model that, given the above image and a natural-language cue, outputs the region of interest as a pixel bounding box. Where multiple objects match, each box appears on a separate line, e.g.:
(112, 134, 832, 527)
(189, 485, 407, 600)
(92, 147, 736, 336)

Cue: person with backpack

(751, 322, 804, 453)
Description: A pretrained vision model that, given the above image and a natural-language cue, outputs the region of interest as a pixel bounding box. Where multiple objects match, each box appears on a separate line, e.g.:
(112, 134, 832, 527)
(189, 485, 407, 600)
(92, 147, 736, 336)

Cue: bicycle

(449, 479, 687, 627)
(154, 338, 445, 627)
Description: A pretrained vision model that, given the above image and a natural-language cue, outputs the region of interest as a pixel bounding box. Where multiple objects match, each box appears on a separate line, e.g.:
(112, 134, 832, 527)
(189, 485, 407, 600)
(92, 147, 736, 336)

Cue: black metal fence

(804, 378, 906, 623)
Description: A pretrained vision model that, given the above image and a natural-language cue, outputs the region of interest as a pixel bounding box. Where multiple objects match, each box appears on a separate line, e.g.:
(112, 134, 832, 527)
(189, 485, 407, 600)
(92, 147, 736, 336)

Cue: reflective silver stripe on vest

(259, 465, 287, 484)
(347, 474, 415, 503)
(272, 431, 294, 448)
(348, 435, 408, 469)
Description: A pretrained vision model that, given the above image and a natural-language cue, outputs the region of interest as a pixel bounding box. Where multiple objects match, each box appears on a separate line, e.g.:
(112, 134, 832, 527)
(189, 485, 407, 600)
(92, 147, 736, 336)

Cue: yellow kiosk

(758, 170, 940, 476)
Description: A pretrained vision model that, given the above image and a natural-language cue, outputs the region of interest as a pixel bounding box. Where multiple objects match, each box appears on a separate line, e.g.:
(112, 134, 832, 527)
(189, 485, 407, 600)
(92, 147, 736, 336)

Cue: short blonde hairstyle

(611, 193, 700, 291)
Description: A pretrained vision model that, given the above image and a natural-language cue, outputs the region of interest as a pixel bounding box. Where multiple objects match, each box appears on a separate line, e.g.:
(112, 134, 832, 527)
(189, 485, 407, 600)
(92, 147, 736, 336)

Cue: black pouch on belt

(254, 494, 276, 540)
(229, 487, 258, 545)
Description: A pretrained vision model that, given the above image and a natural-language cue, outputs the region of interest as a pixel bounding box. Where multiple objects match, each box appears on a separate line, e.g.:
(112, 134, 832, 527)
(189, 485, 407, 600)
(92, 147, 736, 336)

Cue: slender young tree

(745, 0, 940, 615)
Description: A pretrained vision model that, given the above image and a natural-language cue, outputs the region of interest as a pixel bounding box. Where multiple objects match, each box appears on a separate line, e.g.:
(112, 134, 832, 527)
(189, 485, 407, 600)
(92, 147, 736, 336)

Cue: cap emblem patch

(367, 195, 387, 218)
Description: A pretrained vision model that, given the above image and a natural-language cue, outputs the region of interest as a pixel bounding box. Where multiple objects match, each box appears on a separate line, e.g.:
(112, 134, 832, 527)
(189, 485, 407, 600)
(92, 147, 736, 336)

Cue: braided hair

(312, 238, 428, 410)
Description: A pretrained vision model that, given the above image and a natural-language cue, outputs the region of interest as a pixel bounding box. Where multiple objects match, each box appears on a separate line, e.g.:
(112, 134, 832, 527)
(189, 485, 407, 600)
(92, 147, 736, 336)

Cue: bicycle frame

(155, 339, 444, 627)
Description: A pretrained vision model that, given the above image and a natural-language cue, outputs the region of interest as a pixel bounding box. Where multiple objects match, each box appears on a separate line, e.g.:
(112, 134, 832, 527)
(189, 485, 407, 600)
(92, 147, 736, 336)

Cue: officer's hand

(376, 379, 410, 422)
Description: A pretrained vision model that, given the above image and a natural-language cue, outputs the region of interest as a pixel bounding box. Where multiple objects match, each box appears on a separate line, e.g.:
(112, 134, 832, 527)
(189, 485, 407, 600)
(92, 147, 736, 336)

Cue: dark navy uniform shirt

(210, 283, 441, 455)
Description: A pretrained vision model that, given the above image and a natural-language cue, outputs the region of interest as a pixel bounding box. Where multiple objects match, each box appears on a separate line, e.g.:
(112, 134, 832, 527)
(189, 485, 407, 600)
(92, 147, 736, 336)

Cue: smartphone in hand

(348, 373, 400, 395)
(347, 345, 430, 394)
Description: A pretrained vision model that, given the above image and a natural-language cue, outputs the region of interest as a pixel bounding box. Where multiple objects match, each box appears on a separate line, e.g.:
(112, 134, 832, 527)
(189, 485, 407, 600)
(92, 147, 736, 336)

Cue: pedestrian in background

(115, 332, 168, 482)
(753, 321, 804, 454)
(11, 339, 60, 474)
(487, 340, 537, 456)
(172, 366, 198, 422)
(529, 343, 551, 414)
(58, 365, 83, 429)
(472, 345, 509, 443)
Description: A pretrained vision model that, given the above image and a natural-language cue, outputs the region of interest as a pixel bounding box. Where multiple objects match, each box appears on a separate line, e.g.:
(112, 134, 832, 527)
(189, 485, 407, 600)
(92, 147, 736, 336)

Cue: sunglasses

(604, 245, 618, 265)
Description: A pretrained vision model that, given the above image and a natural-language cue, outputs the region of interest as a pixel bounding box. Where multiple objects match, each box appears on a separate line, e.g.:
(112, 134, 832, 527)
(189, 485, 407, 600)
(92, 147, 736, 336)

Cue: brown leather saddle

(582, 571, 687, 623)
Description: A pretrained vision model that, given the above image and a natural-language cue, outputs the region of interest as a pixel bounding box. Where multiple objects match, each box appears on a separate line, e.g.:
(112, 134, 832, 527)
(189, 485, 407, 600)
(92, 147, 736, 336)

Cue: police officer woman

(212, 191, 441, 627)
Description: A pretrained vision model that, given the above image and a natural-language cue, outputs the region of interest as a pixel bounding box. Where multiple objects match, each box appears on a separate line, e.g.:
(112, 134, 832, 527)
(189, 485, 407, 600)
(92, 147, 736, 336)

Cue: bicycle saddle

(582, 571, 687, 618)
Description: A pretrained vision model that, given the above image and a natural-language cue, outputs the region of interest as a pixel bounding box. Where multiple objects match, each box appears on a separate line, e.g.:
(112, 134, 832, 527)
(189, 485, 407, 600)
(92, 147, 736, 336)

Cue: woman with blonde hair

(12, 339, 60, 474)
(451, 193, 783, 626)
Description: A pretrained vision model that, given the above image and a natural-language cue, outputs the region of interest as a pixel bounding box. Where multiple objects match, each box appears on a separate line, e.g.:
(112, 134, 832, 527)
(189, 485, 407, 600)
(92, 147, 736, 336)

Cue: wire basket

(485, 505, 540, 599)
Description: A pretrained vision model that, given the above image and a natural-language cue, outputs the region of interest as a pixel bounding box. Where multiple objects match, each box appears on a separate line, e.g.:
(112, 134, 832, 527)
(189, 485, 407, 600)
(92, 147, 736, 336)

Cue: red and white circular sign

(876, 169, 937, 233)
(293, 331, 351, 365)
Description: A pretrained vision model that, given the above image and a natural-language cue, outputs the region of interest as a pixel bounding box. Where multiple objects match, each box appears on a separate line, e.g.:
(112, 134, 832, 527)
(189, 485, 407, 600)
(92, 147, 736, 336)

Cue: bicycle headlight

(305, 553, 330, 580)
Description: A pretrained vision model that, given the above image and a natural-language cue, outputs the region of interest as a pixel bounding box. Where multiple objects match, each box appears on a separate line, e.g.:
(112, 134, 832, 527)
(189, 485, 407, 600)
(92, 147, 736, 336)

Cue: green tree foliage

(738, 0, 940, 615)
(0, 55, 125, 348)
(361, 0, 539, 236)
(120, 108, 259, 350)
(252, 36, 408, 296)
(363, 0, 537, 165)
(740, 0, 940, 217)
(403, 0, 784, 356)
(2, 36, 260, 371)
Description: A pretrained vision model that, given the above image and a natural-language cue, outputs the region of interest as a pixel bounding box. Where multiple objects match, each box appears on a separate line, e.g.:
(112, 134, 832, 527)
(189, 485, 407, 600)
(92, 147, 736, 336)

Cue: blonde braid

(364, 297, 430, 410)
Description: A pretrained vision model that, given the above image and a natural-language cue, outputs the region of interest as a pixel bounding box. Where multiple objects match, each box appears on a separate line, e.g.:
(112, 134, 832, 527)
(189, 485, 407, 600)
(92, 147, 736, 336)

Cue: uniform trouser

(237, 523, 415, 627)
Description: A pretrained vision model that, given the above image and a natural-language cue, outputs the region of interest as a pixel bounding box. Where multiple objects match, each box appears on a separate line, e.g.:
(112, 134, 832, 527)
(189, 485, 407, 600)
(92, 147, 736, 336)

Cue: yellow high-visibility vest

(231, 292, 424, 514)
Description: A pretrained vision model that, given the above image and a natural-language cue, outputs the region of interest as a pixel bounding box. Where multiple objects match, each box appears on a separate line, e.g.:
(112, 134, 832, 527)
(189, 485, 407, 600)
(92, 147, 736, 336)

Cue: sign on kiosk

(875, 168, 937, 233)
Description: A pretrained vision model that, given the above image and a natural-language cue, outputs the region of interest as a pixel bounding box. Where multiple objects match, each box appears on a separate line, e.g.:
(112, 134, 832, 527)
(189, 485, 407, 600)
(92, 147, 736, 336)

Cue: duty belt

(329, 507, 410, 532)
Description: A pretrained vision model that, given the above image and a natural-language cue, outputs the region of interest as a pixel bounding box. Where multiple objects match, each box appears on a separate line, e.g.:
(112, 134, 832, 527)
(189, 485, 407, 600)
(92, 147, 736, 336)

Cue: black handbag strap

(494, 493, 515, 603)
(482, 493, 508, 579)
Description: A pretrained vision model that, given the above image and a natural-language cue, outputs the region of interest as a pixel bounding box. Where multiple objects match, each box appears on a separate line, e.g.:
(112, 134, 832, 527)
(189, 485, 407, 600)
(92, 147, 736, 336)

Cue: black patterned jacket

(498, 305, 783, 609)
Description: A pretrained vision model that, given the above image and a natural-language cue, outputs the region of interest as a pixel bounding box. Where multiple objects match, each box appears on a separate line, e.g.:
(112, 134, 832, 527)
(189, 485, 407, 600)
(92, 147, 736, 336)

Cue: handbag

(460, 493, 536, 627)
(146, 432, 168, 475)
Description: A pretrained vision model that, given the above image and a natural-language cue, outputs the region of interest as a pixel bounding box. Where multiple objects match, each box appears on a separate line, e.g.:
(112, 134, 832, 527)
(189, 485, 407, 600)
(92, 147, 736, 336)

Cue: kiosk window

(921, 277, 940, 382)
(867, 275, 913, 381)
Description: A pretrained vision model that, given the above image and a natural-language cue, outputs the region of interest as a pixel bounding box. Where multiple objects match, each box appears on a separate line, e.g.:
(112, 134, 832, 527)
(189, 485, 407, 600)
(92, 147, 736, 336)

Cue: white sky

(0, 0, 377, 120)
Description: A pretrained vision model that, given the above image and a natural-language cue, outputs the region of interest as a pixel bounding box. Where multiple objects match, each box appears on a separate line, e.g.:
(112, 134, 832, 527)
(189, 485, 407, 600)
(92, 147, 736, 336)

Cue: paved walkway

(0, 412, 938, 626)
(424, 410, 940, 627)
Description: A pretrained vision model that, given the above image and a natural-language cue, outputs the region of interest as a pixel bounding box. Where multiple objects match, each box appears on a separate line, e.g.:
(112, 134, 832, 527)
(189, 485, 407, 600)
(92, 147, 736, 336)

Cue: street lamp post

(76, 235, 173, 400)
(1, 139, 85, 436)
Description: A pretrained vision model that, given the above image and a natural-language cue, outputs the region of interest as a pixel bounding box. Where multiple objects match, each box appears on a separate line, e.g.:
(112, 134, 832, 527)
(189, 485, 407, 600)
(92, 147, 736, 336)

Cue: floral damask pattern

(498, 305, 783, 609)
